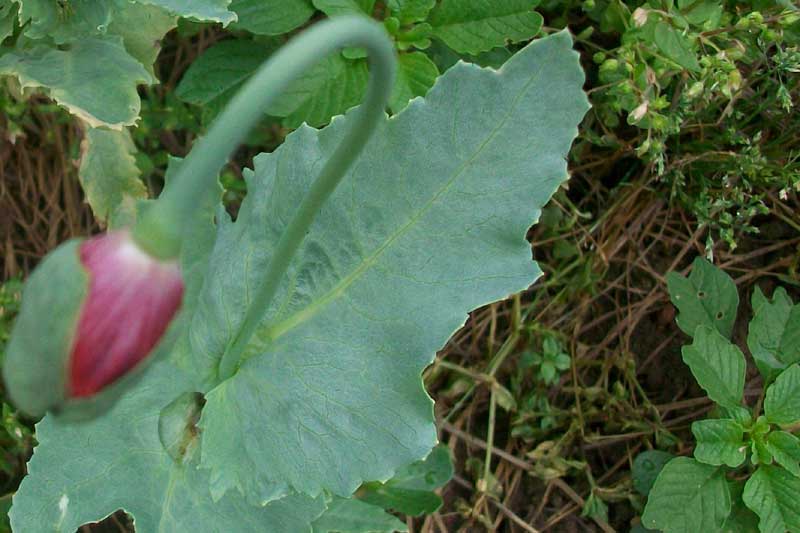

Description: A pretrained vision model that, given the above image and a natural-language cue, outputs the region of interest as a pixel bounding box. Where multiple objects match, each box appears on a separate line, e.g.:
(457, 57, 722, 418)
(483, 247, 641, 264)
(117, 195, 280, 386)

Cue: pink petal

(69, 231, 184, 397)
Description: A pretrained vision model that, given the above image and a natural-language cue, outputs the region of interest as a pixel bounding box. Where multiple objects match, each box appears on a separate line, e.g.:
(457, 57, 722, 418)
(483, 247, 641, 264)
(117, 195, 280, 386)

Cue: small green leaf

(743, 465, 800, 533)
(135, 0, 236, 24)
(581, 493, 609, 524)
(633, 450, 674, 496)
(766, 432, 800, 477)
(267, 54, 369, 127)
(540, 361, 557, 383)
(722, 480, 761, 533)
(642, 457, 731, 533)
(691, 419, 746, 467)
(666, 257, 738, 339)
(312, 497, 407, 533)
(653, 23, 701, 72)
(748, 287, 800, 382)
(750, 416, 774, 466)
(554, 353, 571, 371)
(678, 0, 723, 28)
(230, 0, 315, 36)
(428, 0, 543, 55)
(358, 446, 453, 516)
(78, 127, 147, 228)
(389, 52, 439, 114)
(681, 325, 746, 409)
(722, 405, 752, 427)
(765, 364, 800, 425)
(176, 39, 273, 107)
(0, 38, 152, 129)
(388, 0, 435, 24)
(493, 383, 517, 412)
(312, 0, 375, 16)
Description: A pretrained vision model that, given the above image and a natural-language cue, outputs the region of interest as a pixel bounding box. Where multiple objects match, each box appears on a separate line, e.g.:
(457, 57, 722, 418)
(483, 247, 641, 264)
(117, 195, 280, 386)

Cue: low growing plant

(641, 257, 800, 533)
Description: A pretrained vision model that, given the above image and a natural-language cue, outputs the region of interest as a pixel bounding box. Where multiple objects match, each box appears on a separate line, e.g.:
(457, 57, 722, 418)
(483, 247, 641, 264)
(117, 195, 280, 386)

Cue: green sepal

(3, 240, 87, 417)
(2, 237, 182, 421)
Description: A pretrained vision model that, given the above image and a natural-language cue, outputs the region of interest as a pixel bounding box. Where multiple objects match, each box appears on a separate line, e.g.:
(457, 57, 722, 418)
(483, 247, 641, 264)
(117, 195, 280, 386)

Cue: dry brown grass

(0, 96, 96, 279)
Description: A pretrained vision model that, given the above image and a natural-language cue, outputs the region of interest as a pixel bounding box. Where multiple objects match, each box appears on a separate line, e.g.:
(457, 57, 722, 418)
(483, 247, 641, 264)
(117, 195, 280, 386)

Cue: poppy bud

(3, 231, 183, 417)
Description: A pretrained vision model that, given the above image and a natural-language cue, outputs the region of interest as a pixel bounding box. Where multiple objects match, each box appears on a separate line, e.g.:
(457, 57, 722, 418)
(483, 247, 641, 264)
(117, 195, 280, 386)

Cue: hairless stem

(131, 16, 397, 381)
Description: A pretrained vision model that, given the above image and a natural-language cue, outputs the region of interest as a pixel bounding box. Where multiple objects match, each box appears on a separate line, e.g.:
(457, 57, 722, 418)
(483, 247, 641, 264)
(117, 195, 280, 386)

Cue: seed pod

(3, 231, 184, 418)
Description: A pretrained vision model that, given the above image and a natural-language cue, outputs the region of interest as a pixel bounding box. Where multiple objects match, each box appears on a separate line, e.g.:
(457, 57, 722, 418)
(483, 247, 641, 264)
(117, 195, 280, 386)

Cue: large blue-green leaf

(136, 0, 236, 24)
(10, 30, 587, 530)
(0, 37, 152, 129)
(109, 2, 177, 77)
(78, 127, 147, 228)
(9, 163, 327, 532)
(10, 360, 326, 532)
(18, 0, 118, 43)
(193, 30, 587, 503)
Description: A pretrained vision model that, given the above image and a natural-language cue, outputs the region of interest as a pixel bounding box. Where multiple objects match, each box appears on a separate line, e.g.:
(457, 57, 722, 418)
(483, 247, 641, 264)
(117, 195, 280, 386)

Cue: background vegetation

(1, 0, 798, 531)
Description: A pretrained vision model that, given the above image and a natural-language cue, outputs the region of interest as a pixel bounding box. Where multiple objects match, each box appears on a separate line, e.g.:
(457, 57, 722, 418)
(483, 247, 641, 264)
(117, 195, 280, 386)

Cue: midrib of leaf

(246, 63, 543, 350)
(158, 465, 180, 533)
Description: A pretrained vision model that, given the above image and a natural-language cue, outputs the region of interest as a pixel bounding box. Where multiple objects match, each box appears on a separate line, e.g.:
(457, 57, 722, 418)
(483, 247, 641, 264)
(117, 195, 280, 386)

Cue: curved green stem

(135, 16, 396, 381)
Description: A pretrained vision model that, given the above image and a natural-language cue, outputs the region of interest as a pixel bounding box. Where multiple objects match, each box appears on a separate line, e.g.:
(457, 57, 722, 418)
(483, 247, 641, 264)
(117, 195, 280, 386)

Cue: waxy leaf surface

(9, 162, 328, 532)
(10, 361, 326, 532)
(0, 38, 152, 129)
(136, 0, 236, 24)
(78, 127, 147, 228)
(194, 30, 587, 503)
(10, 31, 587, 530)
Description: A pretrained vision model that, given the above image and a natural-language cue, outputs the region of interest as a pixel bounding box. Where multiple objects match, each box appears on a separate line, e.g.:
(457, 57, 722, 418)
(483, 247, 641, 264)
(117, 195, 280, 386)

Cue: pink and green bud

(3, 231, 183, 417)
